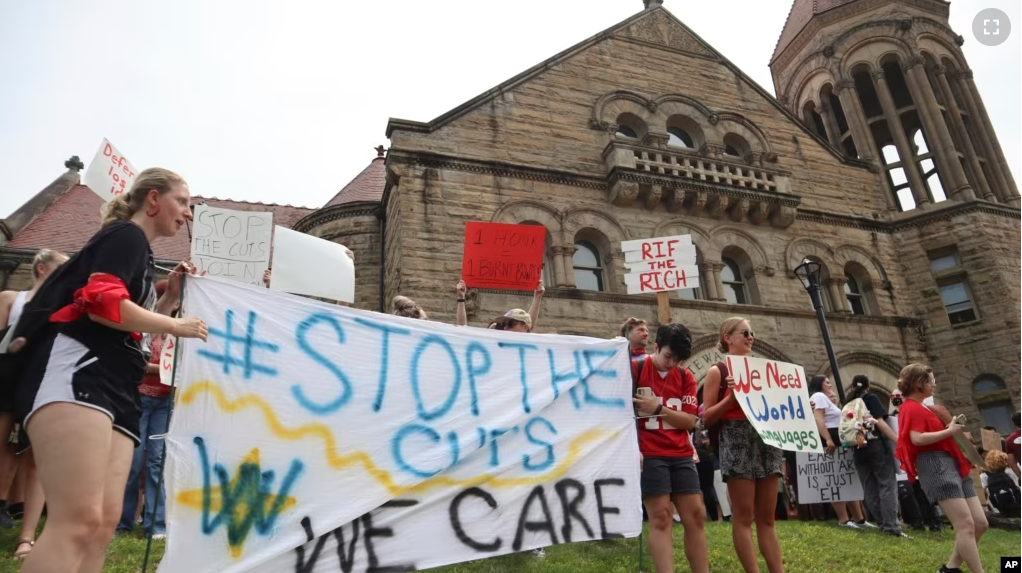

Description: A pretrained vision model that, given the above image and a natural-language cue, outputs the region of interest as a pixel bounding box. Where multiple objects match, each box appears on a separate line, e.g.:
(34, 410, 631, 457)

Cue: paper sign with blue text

(725, 355, 823, 452)
(160, 276, 641, 572)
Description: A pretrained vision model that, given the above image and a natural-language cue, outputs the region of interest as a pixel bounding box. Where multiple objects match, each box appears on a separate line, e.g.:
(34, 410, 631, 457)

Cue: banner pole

(142, 273, 186, 573)
(656, 291, 671, 325)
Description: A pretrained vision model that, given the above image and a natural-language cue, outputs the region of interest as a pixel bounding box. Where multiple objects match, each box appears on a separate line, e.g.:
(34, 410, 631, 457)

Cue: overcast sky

(1, 0, 1018, 218)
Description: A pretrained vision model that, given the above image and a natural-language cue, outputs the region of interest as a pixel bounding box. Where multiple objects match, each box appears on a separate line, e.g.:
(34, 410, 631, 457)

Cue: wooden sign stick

(656, 291, 672, 324)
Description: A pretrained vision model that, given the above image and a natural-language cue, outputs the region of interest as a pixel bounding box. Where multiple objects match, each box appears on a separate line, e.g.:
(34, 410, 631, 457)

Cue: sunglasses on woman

(738, 329, 754, 339)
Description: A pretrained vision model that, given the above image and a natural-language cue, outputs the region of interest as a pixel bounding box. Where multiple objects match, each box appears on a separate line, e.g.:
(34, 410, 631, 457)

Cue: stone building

(1, 0, 1018, 433)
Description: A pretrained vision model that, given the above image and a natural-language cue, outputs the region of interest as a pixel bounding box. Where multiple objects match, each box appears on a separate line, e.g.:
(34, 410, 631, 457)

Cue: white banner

(161, 277, 641, 572)
(191, 205, 273, 286)
(159, 336, 178, 387)
(82, 138, 139, 202)
(270, 226, 355, 303)
(725, 355, 823, 453)
(795, 449, 864, 503)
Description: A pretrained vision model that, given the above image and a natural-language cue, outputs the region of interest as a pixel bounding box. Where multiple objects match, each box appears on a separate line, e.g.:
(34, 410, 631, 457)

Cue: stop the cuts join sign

(621, 235, 699, 295)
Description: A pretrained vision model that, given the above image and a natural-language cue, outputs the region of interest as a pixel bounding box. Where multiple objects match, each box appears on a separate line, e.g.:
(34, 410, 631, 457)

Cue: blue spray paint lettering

(391, 423, 457, 478)
(354, 317, 411, 413)
(197, 309, 279, 379)
(410, 335, 462, 421)
(581, 350, 625, 408)
(523, 417, 558, 471)
(498, 341, 539, 414)
(193, 436, 303, 555)
(464, 342, 490, 417)
(747, 394, 806, 422)
(486, 426, 520, 467)
(546, 349, 582, 409)
(293, 313, 353, 415)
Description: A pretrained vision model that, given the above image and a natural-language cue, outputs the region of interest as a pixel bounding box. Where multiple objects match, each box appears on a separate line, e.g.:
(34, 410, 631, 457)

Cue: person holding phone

(631, 323, 707, 573)
(895, 364, 987, 573)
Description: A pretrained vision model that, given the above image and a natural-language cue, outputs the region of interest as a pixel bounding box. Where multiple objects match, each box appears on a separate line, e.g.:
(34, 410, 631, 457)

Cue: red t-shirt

(895, 398, 971, 482)
(1007, 429, 1021, 464)
(139, 334, 171, 399)
(632, 356, 698, 458)
(713, 362, 747, 421)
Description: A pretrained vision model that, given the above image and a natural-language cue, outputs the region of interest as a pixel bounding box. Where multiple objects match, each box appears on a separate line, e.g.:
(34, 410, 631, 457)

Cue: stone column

(550, 246, 568, 288)
(559, 245, 577, 288)
(826, 278, 850, 313)
(708, 263, 726, 302)
(959, 70, 1020, 203)
(873, 70, 930, 208)
(699, 262, 719, 301)
(932, 65, 994, 201)
(833, 79, 896, 211)
(901, 57, 975, 201)
(818, 103, 844, 148)
(954, 69, 1012, 204)
(833, 79, 881, 163)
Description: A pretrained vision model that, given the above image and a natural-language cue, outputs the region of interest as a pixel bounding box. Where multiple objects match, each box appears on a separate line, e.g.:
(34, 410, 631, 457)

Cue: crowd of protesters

(0, 167, 1018, 573)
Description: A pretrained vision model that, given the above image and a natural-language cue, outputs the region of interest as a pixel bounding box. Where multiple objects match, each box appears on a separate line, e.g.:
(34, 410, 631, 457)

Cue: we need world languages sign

(161, 276, 642, 572)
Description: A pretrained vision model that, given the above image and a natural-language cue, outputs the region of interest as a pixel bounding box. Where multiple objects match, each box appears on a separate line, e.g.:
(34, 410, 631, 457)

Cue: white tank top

(7, 291, 28, 328)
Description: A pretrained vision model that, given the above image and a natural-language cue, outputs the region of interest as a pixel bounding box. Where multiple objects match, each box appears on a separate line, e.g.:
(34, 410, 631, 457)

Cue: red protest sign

(461, 222, 546, 290)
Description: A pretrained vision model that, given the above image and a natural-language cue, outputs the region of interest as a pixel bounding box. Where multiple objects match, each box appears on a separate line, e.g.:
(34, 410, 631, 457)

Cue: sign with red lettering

(621, 235, 699, 295)
(160, 336, 178, 386)
(725, 355, 823, 452)
(82, 138, 139, 202)
(461, 222, 546, 290)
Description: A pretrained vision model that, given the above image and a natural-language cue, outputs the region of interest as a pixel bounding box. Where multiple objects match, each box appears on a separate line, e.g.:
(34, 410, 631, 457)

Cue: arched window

(844, 273, 865, 315)
(573, 242, 604, 292)
(722, 133, 752, 162)
(667, 126, 694, 148)
(616, 125, 638, 138)
(973, 376, 1014, 434)
(615, 113, 645, 140)
(721, 258, 747, 304)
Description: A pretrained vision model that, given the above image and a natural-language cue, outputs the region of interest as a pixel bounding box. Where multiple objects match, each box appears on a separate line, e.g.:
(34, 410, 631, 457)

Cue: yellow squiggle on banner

(178, 380, 615, 496)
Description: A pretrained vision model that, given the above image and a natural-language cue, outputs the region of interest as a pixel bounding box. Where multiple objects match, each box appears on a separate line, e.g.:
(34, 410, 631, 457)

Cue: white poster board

(796, 449, 864, 503)
(159, 336, 178, 387)
(82, 138, 139, 202)
(725, 355, 823, 453)
(621, 235, 699, 295)
(270, 226, 355, 303)
(191, 205, 272, 287)
(160, 276, 642, 572)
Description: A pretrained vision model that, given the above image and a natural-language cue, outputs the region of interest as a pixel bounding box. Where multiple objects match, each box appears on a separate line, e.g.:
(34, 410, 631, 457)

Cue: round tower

(770, 0, 1019, 211)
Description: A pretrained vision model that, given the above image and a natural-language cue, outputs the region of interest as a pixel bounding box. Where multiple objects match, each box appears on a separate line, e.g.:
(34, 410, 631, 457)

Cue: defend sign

(621, 235, 699, 295)
(725, 355, 823, 452)
(82, 138, 139, 202)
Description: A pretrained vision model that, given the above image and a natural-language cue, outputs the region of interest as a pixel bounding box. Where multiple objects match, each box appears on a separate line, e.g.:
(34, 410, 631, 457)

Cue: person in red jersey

(620, 317, 649, 357)
(632, 323, 707, 573)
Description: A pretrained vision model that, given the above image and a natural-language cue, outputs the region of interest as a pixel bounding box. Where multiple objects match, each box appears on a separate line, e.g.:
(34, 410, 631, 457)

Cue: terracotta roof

(772, 0, 860, 62)
(7, 185, 315, 261)
(323, 147, 386, 208)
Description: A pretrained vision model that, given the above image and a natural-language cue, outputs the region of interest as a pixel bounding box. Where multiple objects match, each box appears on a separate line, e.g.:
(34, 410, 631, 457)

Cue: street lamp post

(794, 259, 846, 404)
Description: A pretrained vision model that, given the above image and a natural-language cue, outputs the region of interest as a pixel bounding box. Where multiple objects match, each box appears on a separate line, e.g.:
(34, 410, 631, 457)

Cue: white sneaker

(858, 521, 878, 529)
(151, 532, 167, 540)
(532, 548, 546, 558)
(840, 520, 860, 529)
(673, 514, 682, 523)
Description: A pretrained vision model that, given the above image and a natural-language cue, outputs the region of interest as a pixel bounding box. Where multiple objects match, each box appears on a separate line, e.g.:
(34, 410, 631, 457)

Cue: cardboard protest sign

(621, 235, 699, 295)
(269, 226, 355, 303)
(161, 276, 641, 572)
(796, 449, 864, 503)
(981, 428, 1003, 452)
(82, 138, 139, 202)
(461, 222, 546, 290)
(191, 205, 273, 286)
(725, 355, 823, 452)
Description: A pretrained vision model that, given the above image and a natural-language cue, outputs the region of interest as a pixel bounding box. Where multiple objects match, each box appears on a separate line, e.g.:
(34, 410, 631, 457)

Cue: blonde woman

(702, 317, 784, 573)
(895, 364, 986, 573)
(13, 168, 208, 572)
(392, 296, 428, 320)
(0, 248, 68, 559)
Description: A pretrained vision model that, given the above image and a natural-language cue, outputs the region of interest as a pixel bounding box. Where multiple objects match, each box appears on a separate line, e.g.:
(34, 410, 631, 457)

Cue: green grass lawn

(0, 520, 1016, 572)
